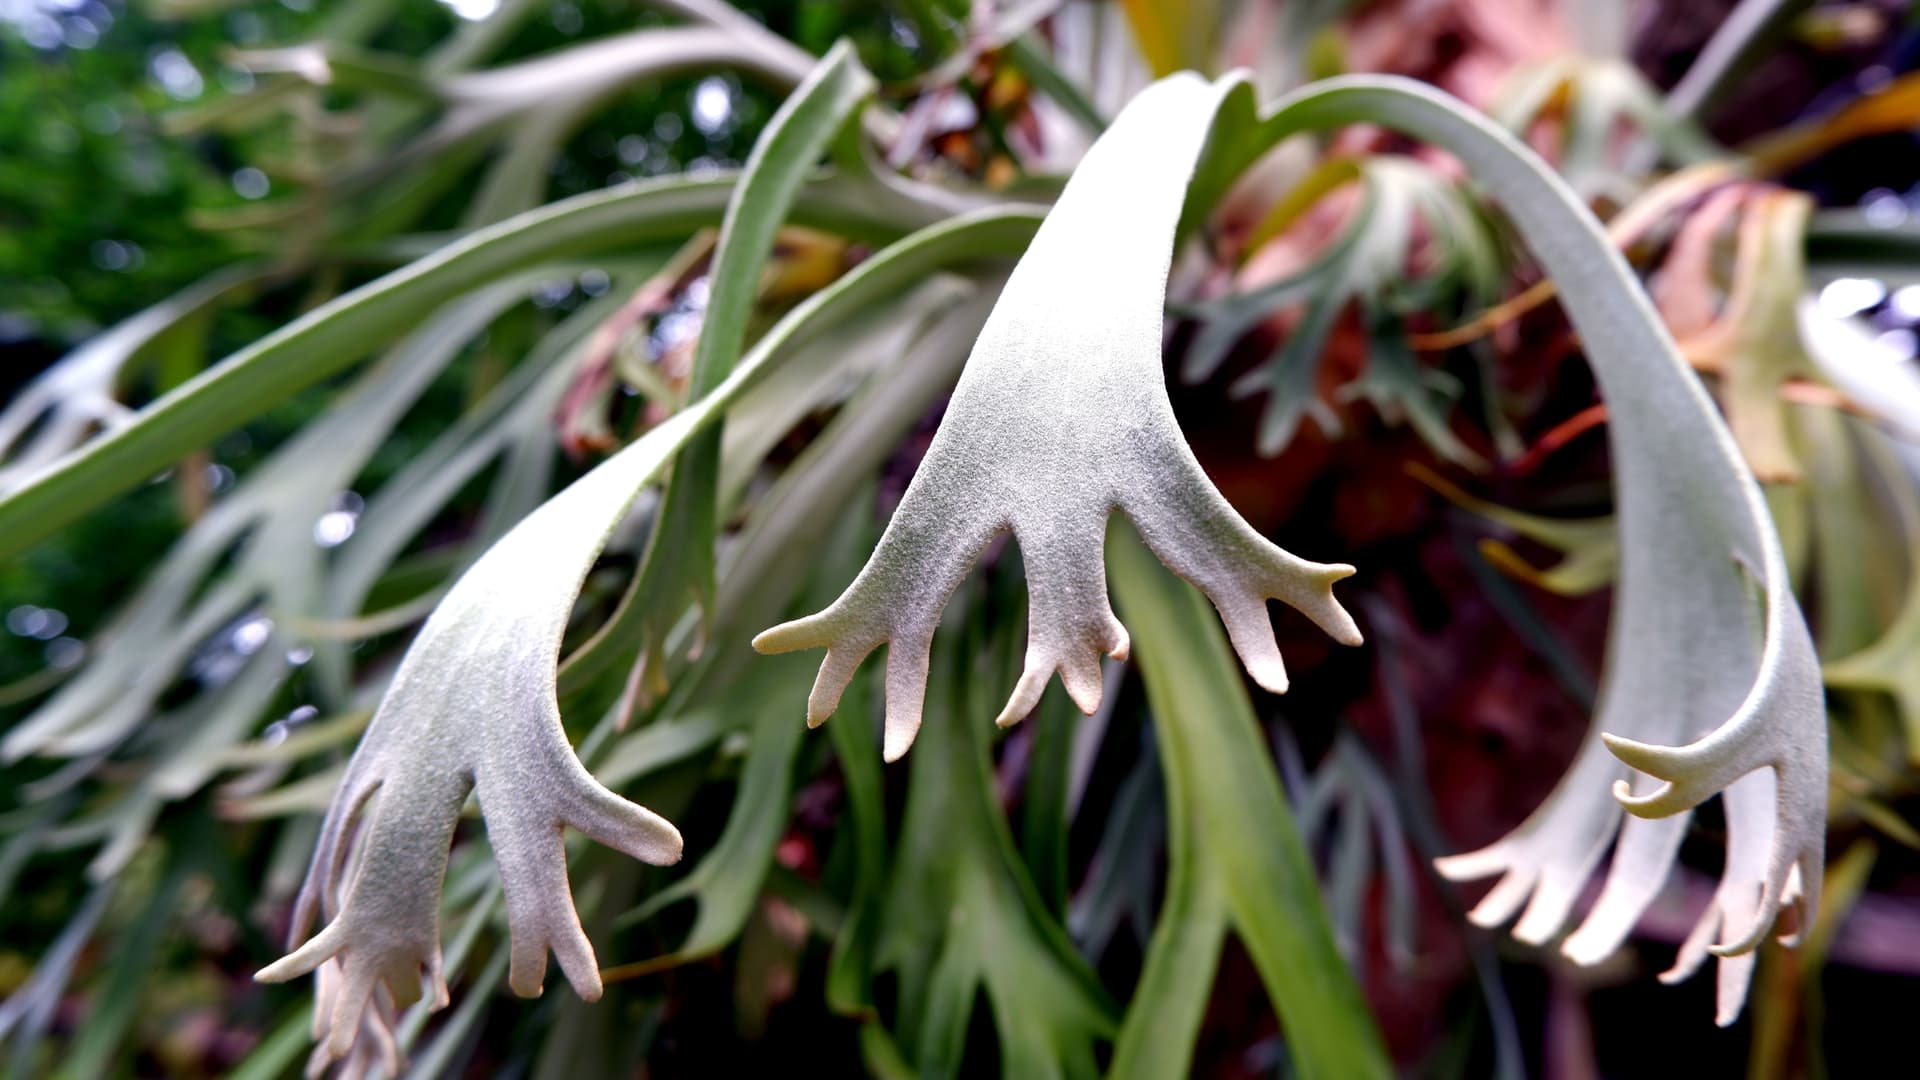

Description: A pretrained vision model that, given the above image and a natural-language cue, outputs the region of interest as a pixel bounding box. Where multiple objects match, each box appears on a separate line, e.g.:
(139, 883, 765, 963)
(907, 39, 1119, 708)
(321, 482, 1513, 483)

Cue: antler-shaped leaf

(1186, 154, 1500, 461)
(255, 46, 885, 1067)
(256, 72, 1048, 1077)
(907, 68, 1823, 1024)
(1203, 79, 1824, 1023)
(754, 73, 1363, 762)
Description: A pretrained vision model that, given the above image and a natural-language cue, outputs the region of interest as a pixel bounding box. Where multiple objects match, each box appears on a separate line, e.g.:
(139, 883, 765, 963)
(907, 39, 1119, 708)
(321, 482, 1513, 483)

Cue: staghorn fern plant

(7, 1, 1920, 1076)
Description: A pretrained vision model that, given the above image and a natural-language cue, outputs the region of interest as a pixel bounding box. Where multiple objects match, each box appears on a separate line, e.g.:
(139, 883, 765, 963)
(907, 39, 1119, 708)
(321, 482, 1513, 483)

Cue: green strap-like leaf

(0, 170, 950, 562)
(867, 594, 1114, 1080)
(1020, 686, 1078, 915)
(1108, 520, 1391, 1080)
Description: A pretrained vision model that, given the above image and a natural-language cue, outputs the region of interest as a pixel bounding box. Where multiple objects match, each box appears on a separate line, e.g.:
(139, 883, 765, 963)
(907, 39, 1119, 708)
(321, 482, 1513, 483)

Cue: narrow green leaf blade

(1109, 519, 1392, 1080)
(558, 41, 875, 700)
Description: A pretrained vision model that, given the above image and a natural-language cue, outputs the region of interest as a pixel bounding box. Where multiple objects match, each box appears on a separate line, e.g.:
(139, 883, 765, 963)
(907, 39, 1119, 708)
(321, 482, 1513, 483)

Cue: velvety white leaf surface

(254, 193, 1048, 1068)
(1231, 79, 1829, 1024)
(756, 73, 1363, 762)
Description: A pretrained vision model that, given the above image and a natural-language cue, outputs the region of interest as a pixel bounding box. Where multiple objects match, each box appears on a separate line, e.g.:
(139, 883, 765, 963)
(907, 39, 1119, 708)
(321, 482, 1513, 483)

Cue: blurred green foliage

(2, 2, 323, 341)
